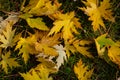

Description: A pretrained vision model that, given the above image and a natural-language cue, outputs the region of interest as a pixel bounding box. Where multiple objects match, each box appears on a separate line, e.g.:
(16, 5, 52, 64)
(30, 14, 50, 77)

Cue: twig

(0, 74, 20, 79)
(106, 1, 120, 33)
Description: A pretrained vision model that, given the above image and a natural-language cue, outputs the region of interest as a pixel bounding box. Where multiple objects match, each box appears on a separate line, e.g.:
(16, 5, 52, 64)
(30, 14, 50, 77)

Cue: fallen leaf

(95, 34, 115, 56)
(54, 44, 67, 69)
(0, 22, 16, 48)
(26, 18, 49, 31)
(73, 40, 93, 58)
(74, 59, 93, 80)
(0, 51, 20, 73)
(20, 65, 53, 80)
(22, 0, 61, 16)
(108, 43, 120, 68)
(80, 0, 114, 31)
(35, 34, 60, 56)
(15, 35, 37, 63)
(49, 12, 82, 40)
(0, 14, 19, 33)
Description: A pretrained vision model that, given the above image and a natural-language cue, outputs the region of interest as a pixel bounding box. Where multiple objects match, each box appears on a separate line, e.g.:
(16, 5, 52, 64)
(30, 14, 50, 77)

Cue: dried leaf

(54, 44, 67, 69)
(0, 14, 19, 33)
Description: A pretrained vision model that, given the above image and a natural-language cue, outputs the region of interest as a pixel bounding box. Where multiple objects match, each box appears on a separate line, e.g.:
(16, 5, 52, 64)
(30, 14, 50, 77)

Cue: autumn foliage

(0, 0, 119, 80)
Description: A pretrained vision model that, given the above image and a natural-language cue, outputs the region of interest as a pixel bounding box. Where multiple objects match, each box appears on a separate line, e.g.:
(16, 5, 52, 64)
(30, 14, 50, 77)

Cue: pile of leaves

(0, 0, 120, 80)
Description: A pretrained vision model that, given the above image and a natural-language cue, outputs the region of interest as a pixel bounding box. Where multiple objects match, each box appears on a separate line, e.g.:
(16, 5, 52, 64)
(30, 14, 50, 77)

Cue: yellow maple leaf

(98, 0, 115, 22)
(15, 35, 37, 63)
(35, 42, 58, 56)
(108, 43, 120, 68)
(73, 40, 93, 58)
(64, 39, 93, 58)
(20, 65, 53, 80)
(74, 59, 94, 80)
(22, 0, 61, 16)
(34, 65, 53, 80)
(48, 12, 82, 40)
(35, 34, 60, 56)
(0, 51, 20, 73)
(80, 0, 114, 31)
(64, 41, 76, 58)
(20, 69, 41, 80)
(0, 22, 16, 48)
(36, 57, 57, 73)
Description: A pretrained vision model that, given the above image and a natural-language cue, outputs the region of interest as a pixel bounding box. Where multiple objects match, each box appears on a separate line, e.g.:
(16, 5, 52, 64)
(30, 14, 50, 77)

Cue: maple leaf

(20, 69, 41, 80)
(34, 65, 53, 80)
(64, 41, 76, 58)
(15, 35, 37, 63)
(54, 44, 67, 69)
(74, 59, 94, 80)
(48, 12, 82, 40)
(108, 42, 120, 67)
(35, 43, 58, 56)
(95, 40, 106, 57)
(36, 55, 57, 73)
(22, 0, 61, 16)
(80, 0, 114, 31)
(20, 65, 53, 80)
(0, 51, 20, 73)
(73, 40, 93, 58)
(95, 34, 115, 56)
(98, 0, 115, 22)
(0, 22, 16, 48)
(35, 33, 60, 56)
(64, 39, 93, 58)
